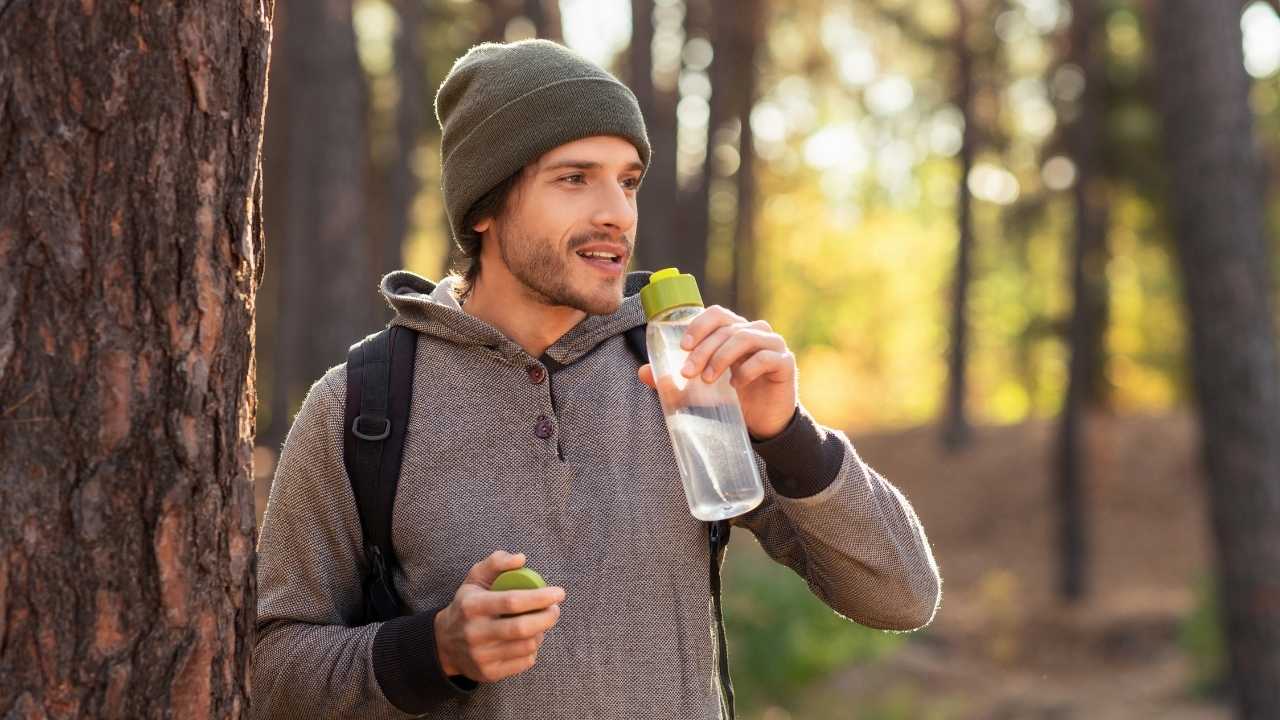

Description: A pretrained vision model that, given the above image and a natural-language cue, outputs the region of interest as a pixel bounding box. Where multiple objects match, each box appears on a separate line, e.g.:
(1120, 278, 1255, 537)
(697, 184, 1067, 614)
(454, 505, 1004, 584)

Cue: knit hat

(434, 39, 651, 249)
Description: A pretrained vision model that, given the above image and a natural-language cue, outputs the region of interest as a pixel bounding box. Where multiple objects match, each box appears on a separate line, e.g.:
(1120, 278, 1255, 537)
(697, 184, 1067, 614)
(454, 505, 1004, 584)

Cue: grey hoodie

(252, 270, 941, 719)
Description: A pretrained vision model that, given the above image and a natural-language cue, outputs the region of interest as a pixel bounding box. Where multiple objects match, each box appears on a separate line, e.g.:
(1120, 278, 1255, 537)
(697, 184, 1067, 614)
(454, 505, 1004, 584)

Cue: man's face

(475, 135, 642, 316)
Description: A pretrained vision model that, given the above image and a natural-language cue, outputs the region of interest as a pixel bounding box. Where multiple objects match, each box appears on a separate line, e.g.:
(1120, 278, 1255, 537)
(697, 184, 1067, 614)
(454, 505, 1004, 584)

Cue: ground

(759, 410, 1231, 720)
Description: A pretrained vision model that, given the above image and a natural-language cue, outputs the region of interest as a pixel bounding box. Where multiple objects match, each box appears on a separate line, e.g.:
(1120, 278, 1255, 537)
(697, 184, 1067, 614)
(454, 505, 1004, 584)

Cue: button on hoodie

(534, 415, 554, 439)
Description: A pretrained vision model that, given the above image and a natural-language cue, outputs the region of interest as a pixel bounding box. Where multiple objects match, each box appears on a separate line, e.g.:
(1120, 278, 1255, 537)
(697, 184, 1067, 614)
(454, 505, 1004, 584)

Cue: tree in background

(628, 0, 682, 273)
(1154, 2, 1280, 716)
(260, 0, 376, 449)
(0, 2, 270, 715)
(1053, 0, 1111, 602)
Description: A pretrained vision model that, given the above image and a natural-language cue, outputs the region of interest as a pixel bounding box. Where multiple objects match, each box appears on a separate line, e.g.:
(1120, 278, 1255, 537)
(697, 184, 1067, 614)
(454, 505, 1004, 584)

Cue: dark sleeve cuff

(372, 609, 477, 714)
(749, 404, 845, 499)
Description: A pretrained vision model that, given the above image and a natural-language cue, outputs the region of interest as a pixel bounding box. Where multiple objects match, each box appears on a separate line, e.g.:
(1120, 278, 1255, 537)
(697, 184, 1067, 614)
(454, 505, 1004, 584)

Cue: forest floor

(769, 410, 1231, 720)
(253, 410, 1229, 719)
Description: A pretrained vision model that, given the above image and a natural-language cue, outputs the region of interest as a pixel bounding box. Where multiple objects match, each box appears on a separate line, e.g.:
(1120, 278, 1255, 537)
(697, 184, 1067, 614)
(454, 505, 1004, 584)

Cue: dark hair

(447, 169, 524, 302)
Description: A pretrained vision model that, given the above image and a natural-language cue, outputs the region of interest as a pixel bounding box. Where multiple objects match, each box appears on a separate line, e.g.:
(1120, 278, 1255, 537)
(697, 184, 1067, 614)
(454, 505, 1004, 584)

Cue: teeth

(579, 251, 619, 260)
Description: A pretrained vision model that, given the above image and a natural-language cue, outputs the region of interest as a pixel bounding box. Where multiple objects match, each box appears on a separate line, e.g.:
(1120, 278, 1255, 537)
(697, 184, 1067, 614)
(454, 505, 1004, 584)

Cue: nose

(590, 180, 637, 236)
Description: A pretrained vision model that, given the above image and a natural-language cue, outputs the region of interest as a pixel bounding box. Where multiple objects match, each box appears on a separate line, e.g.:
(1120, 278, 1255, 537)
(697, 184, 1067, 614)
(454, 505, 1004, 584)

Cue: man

(253, 39, 940, 719)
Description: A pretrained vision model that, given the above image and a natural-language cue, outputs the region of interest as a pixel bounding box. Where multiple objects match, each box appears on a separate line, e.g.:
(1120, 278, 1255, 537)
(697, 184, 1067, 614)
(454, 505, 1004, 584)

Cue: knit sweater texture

(252, 270, 941, 719)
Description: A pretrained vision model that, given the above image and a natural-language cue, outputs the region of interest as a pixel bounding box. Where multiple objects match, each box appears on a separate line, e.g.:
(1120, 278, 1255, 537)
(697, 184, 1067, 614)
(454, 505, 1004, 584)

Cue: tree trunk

(265, 0, 373, 449)
(1053, 0, 1111, 603)
(727, 0, 763, 319)
(629, 0, 680, 274)
(943, 0, 976, 450)
(680, 0, 717, 289)
(525, 0, 563, 41)
(387, 0, 428, 274)
(0, 2, 271, 717)
(1154, 2, 1280, 716)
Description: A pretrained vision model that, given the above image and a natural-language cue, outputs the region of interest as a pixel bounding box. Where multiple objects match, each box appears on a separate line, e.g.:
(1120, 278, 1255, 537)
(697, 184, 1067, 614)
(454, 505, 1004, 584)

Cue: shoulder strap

(342, 324, 418, 624)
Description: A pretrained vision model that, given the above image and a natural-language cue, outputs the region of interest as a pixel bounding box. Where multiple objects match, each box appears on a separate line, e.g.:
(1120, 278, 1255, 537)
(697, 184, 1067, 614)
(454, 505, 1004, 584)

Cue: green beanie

(434, 39, 652, 249)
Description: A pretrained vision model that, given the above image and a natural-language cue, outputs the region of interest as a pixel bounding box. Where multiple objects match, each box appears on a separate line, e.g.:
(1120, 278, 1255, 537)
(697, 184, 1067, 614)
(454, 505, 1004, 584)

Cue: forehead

(536, 136, 642, 169)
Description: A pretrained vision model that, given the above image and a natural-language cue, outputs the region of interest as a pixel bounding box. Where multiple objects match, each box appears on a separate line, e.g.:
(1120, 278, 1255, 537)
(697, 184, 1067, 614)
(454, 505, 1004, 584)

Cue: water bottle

(640, 267, 765, 521)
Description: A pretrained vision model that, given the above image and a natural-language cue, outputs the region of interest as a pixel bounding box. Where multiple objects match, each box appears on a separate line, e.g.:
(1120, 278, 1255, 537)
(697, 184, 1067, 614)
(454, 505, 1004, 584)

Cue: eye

(559, 173, 586, 185)
(621, 177, 641, 191)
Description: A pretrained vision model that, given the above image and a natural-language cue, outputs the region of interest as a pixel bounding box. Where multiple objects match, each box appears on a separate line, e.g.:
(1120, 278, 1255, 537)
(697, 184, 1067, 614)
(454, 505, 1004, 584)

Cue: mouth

(575, 249, 627, 276)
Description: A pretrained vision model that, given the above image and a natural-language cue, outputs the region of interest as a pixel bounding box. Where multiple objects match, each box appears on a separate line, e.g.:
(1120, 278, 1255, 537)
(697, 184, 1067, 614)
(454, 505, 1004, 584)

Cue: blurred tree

(679, 0, 716, 290)
(387, 0, 429, 272)
(628, 0, 682, 274)
(0, 1, 269, 715)
(1154, 2, 1280, 716)
(1054, 0, 1111, 602)
(481, 0, 562, 42)
(261, 0, 376, 450)
(725, 0, 765, 319)
(942, 0, 980, 450)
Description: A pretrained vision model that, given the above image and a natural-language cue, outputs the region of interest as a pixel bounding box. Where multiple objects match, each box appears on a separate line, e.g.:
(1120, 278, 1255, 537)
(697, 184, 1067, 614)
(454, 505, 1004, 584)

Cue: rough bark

(1154, 2, 1280, 716)
(0, 1, 272, 717)
(1054, 0, 1110, 603)
(942, 0, 977, 450)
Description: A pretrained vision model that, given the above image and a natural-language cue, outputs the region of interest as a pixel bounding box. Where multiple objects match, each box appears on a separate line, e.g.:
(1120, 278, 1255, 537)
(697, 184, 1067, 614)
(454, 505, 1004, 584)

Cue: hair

(446, 169, 525, 303)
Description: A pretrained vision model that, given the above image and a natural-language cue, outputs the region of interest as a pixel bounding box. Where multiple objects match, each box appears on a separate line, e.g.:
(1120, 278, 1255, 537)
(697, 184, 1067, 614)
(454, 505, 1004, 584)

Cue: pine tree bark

(0, 2, 272, 717)
(1154, 2, 1280, 716)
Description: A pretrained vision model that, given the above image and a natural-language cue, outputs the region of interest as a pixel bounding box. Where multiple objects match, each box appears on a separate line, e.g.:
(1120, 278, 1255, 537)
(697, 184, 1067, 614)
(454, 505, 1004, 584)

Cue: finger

(729, 349, 795, 388)
(472, 637, 541, 664)
(702, 328, 786, 383)
(464, 550, 526, 587)
(637, 363, 656, 389)
(681, 323, 741, 378)
(679, 305, 746, 352)
(483, 604, 562, 642)
(464, 586, 565, 619)
(480, 654, 540, 682)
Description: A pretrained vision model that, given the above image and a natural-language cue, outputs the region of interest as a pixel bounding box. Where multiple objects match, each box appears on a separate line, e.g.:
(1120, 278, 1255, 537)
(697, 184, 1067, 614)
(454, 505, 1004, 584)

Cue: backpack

(341, 277, 736, 718)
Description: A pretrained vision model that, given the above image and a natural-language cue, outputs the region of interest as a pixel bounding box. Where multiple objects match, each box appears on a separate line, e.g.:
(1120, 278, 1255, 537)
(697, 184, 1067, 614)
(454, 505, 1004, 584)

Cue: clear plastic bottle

(641, 269, 764, 521)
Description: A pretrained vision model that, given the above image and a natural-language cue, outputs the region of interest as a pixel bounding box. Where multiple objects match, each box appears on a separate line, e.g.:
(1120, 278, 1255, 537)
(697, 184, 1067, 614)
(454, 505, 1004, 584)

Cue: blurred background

(252, 1, 1280, 718)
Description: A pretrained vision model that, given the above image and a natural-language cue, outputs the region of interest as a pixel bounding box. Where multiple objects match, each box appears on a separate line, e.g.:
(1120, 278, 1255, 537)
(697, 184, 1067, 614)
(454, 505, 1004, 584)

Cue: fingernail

(682, 361, 694, 376)
(703, 370, 714, 382)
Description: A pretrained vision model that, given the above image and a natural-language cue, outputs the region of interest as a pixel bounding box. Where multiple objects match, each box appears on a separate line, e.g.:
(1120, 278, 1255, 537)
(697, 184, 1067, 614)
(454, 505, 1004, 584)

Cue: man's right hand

(434, 551, 566, 683)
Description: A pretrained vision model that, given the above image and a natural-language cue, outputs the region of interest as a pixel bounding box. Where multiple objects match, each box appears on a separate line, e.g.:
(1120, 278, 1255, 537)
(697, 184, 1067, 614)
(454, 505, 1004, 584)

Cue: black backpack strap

(620, 309, 737, 720)
(710, 519, 735, 719)
(343, 324, 418, 624)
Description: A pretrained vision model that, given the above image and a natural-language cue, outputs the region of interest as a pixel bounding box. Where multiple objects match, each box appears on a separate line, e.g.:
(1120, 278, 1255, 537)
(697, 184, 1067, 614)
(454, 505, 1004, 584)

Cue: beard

(496, 224, 627, 316)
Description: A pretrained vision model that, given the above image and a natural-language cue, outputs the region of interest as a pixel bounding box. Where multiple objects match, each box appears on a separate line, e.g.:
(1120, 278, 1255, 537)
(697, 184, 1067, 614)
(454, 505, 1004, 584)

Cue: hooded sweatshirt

(252, 269, 941, 719)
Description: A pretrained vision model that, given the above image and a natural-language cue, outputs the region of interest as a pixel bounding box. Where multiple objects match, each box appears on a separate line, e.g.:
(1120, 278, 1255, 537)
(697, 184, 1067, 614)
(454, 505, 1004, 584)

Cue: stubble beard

(497, 224, 625, 316)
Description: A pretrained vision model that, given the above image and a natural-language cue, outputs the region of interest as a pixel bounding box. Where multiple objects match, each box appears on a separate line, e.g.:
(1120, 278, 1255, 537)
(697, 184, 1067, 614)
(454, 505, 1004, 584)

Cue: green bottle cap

(640, 267, 704, 320)
(491, 567, 547, 592)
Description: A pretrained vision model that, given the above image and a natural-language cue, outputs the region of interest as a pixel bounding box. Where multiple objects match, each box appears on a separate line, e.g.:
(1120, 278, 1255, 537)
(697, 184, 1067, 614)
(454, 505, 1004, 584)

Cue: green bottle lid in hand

(491, 567, 548, 592)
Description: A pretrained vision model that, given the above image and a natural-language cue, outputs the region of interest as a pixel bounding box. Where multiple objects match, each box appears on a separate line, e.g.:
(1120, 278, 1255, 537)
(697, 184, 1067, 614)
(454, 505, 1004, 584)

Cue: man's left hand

(638, 305, 798, 441)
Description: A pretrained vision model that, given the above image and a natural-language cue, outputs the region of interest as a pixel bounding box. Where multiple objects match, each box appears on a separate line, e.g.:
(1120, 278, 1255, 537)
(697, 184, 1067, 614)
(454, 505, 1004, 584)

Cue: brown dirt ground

(776, 410, 1231, 720)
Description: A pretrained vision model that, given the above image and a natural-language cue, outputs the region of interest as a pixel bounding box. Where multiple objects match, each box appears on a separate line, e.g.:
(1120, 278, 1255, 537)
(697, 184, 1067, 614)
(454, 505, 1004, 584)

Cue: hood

(379, 269, 652, 366)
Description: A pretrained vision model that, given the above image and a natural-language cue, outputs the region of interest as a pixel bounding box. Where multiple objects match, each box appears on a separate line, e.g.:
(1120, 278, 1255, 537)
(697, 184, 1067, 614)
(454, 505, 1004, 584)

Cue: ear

(473, 217, 492, 233)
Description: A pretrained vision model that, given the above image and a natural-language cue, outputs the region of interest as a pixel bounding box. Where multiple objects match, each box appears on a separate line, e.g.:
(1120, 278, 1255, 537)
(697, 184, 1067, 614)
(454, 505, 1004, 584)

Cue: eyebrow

(541, 159, 646, 174)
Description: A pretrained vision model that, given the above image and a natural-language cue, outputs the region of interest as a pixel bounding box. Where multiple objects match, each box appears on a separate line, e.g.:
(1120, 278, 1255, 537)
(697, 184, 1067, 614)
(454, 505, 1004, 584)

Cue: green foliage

(722, 539, 906, 715)
(1177, 574, 1228, 699)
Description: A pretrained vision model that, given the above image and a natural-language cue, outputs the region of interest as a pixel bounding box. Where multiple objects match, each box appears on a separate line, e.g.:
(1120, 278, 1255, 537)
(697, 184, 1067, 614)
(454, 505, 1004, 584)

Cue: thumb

(638, 363, 656, 389)
(466, 550, 526, 587)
